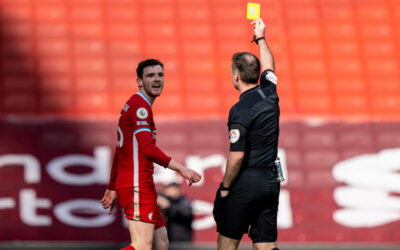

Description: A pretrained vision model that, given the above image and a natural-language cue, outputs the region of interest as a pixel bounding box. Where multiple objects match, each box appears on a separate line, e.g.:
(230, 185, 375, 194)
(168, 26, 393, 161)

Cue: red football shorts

(116, 186, 165, 229)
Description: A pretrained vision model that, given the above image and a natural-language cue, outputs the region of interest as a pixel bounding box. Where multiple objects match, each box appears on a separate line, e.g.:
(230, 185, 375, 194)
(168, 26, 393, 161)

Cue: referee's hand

(220, 190, 229, 198)
(251, 18, 266, 39)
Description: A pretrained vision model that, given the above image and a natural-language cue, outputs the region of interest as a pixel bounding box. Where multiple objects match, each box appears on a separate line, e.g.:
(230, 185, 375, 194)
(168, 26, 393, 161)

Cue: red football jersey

(108, 91, 171, 190)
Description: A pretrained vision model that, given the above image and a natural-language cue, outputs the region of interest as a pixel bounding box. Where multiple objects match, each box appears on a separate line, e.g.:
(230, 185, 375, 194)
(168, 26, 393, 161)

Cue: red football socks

(120, 245, 135, 250)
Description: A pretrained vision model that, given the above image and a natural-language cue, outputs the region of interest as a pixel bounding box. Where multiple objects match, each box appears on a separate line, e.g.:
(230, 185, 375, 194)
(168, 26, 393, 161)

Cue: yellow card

(247, 3, 260, 20)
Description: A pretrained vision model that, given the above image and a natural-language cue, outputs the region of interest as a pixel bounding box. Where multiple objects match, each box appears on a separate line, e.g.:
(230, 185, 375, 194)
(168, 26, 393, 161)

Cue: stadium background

(0, 0, 400, 249)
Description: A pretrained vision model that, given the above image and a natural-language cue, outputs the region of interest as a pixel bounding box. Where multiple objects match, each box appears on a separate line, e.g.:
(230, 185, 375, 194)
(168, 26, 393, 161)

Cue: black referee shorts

(213, 167, 280, 243)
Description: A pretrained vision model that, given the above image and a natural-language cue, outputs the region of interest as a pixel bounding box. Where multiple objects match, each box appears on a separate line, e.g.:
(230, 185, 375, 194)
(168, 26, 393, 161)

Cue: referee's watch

(220, 182, 230, 191)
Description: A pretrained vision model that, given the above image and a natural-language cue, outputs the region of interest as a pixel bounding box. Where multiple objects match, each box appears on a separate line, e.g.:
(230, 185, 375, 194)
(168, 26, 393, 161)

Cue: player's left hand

(180, 168, 202, 186)
(100, 189, 117, 215)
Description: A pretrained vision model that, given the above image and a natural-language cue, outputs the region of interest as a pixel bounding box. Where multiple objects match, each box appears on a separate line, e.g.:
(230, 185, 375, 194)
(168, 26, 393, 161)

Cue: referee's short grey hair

(231, 52, 260, 84)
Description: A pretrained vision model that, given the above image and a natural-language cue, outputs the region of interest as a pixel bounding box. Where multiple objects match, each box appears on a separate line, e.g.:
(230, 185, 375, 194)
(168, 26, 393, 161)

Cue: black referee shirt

(228, 69, 280, 168)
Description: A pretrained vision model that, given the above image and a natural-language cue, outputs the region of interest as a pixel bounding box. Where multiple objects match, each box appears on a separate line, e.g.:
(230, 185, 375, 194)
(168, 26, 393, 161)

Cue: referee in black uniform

(213, 18, 281, 250)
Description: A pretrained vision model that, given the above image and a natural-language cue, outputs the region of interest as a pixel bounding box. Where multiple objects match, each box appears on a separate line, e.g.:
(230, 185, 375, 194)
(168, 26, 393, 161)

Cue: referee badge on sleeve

(266, 71, 278, 85)
(229, 129, 240, 144)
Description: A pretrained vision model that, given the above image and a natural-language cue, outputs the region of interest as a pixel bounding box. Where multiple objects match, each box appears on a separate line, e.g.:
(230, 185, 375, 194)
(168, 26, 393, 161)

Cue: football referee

(213, 18, 281, 250)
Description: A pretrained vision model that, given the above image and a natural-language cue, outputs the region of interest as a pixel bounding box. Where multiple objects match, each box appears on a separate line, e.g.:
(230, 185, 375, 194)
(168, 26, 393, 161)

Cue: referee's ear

(234, 72, 240, 83)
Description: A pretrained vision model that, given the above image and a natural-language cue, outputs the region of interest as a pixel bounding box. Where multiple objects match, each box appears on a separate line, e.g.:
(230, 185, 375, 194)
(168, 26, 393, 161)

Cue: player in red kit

(100, 59, 202, 250)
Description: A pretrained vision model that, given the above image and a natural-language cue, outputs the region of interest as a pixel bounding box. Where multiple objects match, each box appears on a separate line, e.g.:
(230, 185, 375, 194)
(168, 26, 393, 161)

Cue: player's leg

(152, 226, 168, 250)
(151, 202, 168, 250)
(217, 234, 241, 250)
(252, 242, 279, 250)
(127, 220, 155, 250)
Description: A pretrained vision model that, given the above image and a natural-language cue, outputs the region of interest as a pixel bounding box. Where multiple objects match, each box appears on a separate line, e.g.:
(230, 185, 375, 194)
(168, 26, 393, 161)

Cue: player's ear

(137, 78, 143, 88)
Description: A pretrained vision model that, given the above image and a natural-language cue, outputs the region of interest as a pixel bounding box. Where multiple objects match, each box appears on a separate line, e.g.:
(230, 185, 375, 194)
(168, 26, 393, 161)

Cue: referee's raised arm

(252, 18, 275, 72)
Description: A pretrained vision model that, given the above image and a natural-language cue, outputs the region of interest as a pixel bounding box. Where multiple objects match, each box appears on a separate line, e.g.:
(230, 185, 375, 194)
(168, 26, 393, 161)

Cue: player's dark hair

(136, 59, 164, 79)
(231, 52, 260, 84)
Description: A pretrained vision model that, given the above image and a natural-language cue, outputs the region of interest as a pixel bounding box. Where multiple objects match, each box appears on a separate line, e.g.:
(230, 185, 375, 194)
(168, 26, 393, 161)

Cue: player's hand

(251, 18, 266, 39)
(180, 167, 202, 186)
(100, 189, 117, 215)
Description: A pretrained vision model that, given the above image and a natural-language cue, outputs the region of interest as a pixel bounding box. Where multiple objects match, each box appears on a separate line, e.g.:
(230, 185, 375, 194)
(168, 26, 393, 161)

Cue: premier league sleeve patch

(229, 129, 240, 144)
(136, 107, 148, 119)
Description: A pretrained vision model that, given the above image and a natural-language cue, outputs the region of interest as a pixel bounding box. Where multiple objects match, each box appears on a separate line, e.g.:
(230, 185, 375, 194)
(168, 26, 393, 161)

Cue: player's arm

(100, 147, 118, 215)
(135, 131, 201, 185)
(252, 18, 274, 72)
(135, 130, 172, 166)
(107, 147, 119, 190)
(167, 159, 201, 186)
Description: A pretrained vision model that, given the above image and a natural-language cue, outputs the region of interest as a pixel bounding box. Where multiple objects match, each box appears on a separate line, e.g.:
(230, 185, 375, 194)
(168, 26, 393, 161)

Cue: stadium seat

(71, 22, 105, 37)
(34, 5, 66, 21)
(108, 40, 141, 56)
(75, 58, 106, 74)
(368, 77, 400, 93)
(142, 5, 174, 21)
(178, 5, 210, 21)
(36, 38, 69, 57)
(76, 92, 110, 112)
(106, 6, 138, 21)
(326, 40, 359, 57)
(71, 6, 102, 21)
(107, 22, 139, 38)
(3, 92, 36, 113)
(38, 57, 70, 75)
(41, 94, 73, 112)
(334, 95, 369, 118)
(324, 21, 357, 39)
(76, 75, 108, 91)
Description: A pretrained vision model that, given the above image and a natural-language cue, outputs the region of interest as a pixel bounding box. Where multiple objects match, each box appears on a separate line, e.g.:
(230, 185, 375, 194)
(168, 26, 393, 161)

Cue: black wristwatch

(220, 182, 230, 191)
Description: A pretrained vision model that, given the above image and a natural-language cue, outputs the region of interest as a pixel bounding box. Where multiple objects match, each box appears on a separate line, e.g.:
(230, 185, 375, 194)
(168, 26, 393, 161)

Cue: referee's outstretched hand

(251, 18, 266, 39)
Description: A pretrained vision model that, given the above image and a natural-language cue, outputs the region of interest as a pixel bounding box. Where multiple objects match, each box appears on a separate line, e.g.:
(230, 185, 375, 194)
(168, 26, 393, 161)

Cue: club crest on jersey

(148, 212, 153, 220)
(229, 129, 240, 144)
(136, 107, 148, 119)
(266, 71, 278, 85)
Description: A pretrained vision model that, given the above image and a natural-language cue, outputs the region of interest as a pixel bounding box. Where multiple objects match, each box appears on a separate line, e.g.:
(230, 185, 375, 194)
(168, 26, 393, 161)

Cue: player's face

(139, 65, 165, 99)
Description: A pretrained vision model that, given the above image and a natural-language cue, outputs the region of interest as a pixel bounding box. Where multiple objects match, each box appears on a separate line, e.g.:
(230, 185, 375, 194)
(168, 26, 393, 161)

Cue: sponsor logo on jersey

(136, 107, 148, 119)
(229, 129, 240, 144)
(266, 72, 278, 85)
(148, 212, 153, 220)
(136, 121, 148, 126)
(123, 104, 130, 112)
